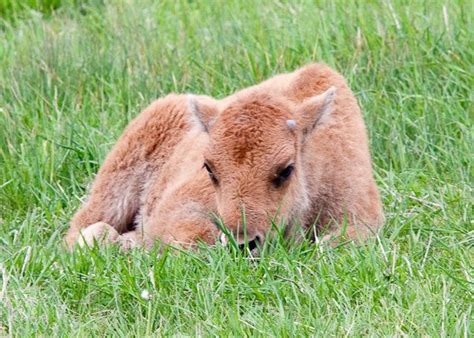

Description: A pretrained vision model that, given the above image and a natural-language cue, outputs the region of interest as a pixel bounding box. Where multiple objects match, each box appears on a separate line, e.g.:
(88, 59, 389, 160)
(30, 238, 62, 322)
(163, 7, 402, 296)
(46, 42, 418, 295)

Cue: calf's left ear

(295, 86, 336, 134)
(188, 95, 219, 133)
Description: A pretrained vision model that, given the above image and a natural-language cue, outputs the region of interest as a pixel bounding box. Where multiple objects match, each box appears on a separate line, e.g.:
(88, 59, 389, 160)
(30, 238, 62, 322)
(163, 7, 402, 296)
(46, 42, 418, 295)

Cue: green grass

(0, 0, 472, 335)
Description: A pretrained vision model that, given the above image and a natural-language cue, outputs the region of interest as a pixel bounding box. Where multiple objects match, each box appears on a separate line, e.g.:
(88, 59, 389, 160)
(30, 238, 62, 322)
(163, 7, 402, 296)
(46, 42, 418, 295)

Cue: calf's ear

(295, 86, 336, 134)
(188, 95, 219, 133)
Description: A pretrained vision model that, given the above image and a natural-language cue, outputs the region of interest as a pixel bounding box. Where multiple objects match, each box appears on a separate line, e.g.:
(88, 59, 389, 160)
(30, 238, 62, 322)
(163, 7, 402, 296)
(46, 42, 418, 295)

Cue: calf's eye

(203, 163, 219, 185)
(272, 164, 294, 188)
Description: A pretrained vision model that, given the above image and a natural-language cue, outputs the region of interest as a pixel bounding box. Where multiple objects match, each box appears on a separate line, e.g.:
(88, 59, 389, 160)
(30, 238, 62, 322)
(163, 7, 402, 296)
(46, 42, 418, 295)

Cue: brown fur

(65, 63, 383, 250)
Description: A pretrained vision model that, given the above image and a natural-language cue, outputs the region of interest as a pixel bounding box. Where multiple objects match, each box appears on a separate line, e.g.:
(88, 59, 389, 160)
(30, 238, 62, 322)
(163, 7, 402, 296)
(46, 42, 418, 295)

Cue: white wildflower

(140, 289, 151, 301)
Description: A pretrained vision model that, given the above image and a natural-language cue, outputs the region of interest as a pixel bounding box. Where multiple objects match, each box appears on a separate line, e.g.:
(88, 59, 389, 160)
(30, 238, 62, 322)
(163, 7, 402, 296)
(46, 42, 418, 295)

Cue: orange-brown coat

(65, 63, 383, 250)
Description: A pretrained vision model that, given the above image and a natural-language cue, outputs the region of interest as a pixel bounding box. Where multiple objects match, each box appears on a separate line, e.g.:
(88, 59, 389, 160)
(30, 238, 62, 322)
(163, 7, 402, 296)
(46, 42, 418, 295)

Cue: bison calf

(65, 63, 383, 250)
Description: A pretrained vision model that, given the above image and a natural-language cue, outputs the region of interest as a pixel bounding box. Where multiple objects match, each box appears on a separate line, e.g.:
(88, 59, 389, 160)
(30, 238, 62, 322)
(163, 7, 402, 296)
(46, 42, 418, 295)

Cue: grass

(0, 0, 472, 335)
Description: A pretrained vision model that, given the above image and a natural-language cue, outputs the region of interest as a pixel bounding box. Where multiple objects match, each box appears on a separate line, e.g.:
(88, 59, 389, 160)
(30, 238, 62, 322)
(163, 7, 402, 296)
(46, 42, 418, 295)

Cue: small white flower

(140, 289, 151, 301)
(220, 233, 228, 246)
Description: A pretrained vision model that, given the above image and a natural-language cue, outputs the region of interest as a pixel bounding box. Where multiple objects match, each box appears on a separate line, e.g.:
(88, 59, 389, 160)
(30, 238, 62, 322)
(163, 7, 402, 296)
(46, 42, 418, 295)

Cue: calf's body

(65, 63, 383, 249)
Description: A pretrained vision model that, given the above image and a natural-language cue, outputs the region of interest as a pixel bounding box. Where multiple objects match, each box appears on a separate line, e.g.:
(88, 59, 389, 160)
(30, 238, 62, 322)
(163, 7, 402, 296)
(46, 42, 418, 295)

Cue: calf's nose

(219, 232, 262, 251)
(237, 235, 261, 251)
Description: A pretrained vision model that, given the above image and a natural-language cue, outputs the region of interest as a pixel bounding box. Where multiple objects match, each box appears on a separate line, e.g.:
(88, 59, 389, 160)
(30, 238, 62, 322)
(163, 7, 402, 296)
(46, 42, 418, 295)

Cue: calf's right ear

(295, 86, 336, 135)
(188, 95, 219, 133)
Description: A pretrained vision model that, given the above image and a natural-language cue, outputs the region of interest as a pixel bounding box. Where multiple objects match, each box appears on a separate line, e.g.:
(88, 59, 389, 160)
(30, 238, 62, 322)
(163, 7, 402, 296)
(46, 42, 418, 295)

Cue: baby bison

(65, 63, 384, 251)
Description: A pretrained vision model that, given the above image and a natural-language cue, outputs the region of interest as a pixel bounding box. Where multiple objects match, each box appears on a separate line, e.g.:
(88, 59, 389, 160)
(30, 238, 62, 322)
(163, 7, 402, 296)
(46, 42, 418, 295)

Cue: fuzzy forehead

(208, 97, 295, 164)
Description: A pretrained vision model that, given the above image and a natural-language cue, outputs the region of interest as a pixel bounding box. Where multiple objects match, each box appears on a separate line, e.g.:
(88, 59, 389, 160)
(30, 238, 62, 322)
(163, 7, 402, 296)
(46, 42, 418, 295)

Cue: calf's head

(189, 87, 336, 248)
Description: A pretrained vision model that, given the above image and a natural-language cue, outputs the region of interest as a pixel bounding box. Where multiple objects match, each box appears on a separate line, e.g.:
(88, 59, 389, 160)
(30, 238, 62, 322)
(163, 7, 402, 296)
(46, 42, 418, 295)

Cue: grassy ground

(0, 0, 472, 335)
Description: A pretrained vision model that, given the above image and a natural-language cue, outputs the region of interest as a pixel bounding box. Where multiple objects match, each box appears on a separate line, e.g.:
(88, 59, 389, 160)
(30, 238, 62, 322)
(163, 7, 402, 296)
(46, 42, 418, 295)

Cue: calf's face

(189, 88, 335, 247)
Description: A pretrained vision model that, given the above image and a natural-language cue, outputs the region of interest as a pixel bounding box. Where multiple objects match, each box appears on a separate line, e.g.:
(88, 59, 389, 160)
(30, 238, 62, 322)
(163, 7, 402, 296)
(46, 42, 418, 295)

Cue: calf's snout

(219, 229, 263, 251)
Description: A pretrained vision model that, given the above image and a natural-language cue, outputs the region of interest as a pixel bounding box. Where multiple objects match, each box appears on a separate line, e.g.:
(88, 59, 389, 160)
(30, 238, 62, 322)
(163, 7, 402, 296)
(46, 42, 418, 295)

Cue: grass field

(0, 0, 472, 335)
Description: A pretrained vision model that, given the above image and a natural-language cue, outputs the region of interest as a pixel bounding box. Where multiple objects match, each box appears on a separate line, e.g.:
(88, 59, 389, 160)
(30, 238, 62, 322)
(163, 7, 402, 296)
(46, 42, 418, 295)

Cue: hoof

(76, 222, 120, 248)
(116, 231, 143, 251)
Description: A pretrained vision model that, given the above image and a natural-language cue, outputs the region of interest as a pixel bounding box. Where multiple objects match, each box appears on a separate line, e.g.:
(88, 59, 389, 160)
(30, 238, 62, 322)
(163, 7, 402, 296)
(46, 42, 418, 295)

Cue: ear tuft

(317, 86, 336, 125)
(296, 86, 337, 134)
(188, 94, 218, 133)
(188, 94, 200, 117)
